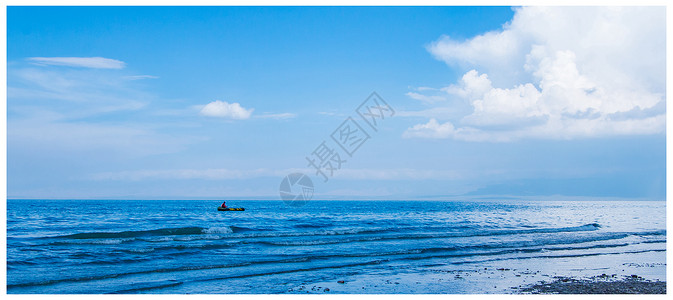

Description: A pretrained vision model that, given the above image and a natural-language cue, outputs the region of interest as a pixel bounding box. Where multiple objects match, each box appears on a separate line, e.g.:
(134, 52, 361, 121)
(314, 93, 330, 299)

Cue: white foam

(129, 247, 155, 253)
(202, 227, 234, 234)
(88, 238, 129, 245)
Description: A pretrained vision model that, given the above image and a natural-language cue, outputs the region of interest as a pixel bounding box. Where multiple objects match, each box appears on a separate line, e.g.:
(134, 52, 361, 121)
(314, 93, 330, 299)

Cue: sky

(6, 6, 666, 200)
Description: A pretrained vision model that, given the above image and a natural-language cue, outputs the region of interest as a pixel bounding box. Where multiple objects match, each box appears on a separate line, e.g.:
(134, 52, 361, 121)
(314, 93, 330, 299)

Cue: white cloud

(7, 59, 203, 159)
(255, 112, 297, 119)
(90, 167, 465, 181)
(9, 66, 150, 116)
(403, 118, 455, 139)
(91, 168, 292, 181)
(408, 7, 665, 141)
(405, 91, 448, 103)
(396, 106, 466, 119)
(199, 100, 254, 119)
(317, 111, 346, 117)
(332, 168, 464, 180)
(123, 75, 159, 80)
(27, 57, 126, 69)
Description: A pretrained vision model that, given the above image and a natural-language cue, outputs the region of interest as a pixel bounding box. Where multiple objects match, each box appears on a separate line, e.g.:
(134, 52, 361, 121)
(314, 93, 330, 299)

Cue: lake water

(6, 199, 666, 293)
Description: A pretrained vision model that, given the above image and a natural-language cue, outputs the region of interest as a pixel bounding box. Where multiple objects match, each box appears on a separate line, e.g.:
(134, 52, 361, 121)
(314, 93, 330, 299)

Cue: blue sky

(7, 6, 666, 200)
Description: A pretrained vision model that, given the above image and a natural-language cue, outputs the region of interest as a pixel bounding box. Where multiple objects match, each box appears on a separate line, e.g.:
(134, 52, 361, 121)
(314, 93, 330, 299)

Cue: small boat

(218, 207, 245, 211)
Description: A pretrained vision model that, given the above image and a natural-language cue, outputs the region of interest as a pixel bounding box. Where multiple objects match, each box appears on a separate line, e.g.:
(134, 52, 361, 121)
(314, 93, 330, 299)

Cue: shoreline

(519, 275, 666, 294)
(285, 250, 666, 294)
(288, 273, 667, 295)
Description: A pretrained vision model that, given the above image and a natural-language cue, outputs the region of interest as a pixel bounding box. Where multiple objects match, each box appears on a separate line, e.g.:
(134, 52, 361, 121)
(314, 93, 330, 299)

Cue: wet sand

(286, 249, 666, 294)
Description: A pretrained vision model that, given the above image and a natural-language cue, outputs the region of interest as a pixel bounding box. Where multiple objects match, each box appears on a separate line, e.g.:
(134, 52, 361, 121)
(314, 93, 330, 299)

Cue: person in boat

(221, 201, 227, 208)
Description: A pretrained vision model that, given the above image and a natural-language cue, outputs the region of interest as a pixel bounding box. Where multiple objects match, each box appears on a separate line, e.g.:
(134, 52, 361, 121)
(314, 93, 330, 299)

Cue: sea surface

(6, 199, 666, 294)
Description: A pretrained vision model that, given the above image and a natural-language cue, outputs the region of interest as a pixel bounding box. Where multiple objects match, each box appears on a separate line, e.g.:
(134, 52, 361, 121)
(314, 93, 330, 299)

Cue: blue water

(6, 199, 666, 294)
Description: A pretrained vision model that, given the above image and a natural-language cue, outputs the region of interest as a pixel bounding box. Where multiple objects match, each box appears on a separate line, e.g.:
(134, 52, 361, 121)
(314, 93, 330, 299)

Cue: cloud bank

(90, 167, 464, 181)
(405, 7, 665, 142)
(28, 57, 126, 69)
(200, 100, 254, 119)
